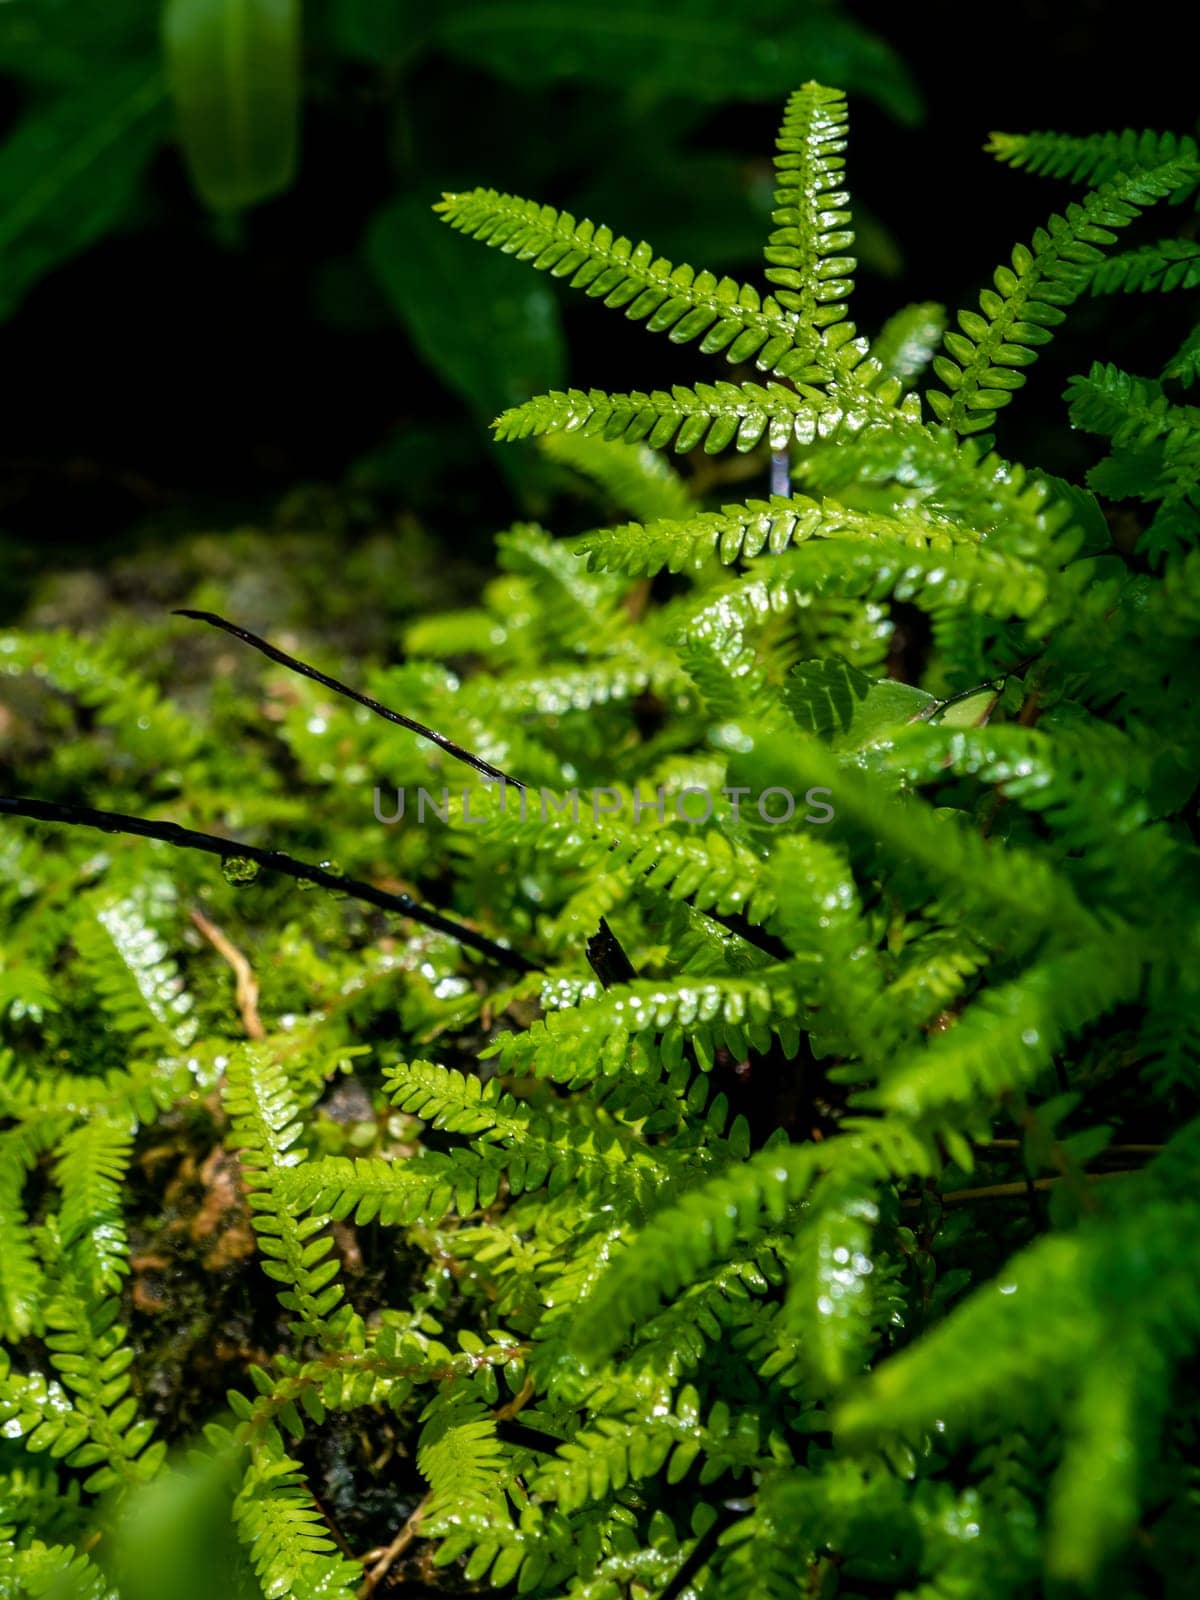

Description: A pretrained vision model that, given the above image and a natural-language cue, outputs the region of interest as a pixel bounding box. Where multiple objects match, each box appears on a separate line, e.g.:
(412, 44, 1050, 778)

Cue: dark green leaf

(367, 193, 566, 425)
(0, 61, 166, 319)
(433, 0, 921, 121)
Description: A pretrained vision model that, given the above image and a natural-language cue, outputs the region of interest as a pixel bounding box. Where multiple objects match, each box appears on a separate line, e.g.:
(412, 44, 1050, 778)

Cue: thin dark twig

(175, 609, 525, 789)
(172, 610, 651, 985)
(0, 794, 534, 973)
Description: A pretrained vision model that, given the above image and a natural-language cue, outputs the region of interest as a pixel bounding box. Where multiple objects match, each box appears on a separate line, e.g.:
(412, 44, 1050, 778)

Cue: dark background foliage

(0, 0, 1193, 607)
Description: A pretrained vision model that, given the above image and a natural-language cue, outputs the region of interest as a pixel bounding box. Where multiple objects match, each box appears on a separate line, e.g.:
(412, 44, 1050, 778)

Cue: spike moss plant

(3, 82, 1200, 1600)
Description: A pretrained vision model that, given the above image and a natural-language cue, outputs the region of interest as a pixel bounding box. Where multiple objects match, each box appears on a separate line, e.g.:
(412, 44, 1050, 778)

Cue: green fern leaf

(767, 82, 855, 335)
(986, 127, 1199, 187)
(930, 160, 1195, 435)
(436, 188, 815, 377)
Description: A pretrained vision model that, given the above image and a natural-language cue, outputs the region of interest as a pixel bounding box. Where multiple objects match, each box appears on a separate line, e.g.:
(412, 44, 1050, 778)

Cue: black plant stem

(585, 916, 638, 987)
(175, 609, 645, 984)
(175, 609, 523, 787)
(0, 794, 534, 974)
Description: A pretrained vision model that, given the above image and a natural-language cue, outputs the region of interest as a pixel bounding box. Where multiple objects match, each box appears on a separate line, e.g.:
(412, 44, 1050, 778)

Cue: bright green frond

(436, 187, 813, 376)
(576, 491, 960, 577)
(986, 127, 1199, 186)
(930, 160, 1195, 435)
(766, 82, 855, 335)
(492, 379, 844, 455)
(1090, 237, 1200, 294)
(223, 1045, 344, 1339)
(234, 1444, 360, 1600)
(539, 432, 694, 523)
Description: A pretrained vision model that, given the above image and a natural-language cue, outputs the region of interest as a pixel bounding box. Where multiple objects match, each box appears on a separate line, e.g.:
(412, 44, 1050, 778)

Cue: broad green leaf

(786, 658, 935, 751)
(934, 688, 1000, 729)
(163, 0, 301, 211)
(0, 61, 166, 320)
(433, 0, 921, 122)
(367, 194, 566, 426)
(838, 679, 937, 747)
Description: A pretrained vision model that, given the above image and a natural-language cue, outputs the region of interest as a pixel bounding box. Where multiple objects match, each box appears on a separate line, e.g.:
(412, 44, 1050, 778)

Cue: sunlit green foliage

(2, 80, 1199, 1600)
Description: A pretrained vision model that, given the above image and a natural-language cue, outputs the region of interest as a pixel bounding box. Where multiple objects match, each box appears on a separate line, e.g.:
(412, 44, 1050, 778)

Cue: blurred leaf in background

(163, 0, 302, 211)
(0, 0, 919, 517)
(368, 193, 566, 484)
(0, 58, 166, 320)
(428, 0, 921, 121)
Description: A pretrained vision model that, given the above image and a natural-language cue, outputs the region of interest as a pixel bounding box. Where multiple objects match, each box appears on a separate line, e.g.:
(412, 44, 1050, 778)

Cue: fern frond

(1089, 237, 1200, 295)
(54, 1117, 134, 1294)
(1137, 965, 1200, 1094)
(1165, 320, 1200, 387)
(280, 1150, 470, 1226)
(459, 799, 775, 925)
(0, 1127, 46, 1341)
(883, 719, 1186, 907)
(0, 1463, 84, 1547)
(873, 940, 1143, 1115)
(462, 653, 683, 716)
(570, 1119, 942, 1365)
(5, 1539, 115, 1600)
(765, 834, 890, 1061)
(576, 491, 962, 577)
(836, 1146, 1200, 1584)
(385, 1059, 670, 1202)
(869, 301, 947, 387)
(494, 521, 628, 650)
(784, 1187, 879, 1388)
(417, 1398, 509, 1515)
(1067, 361, 1200, 558)
(0, 1053, 187, 1127)
(714, 1476, 814, 1600)
(222, 1045, 343, 1339)
(493, 379, 847, 455)
(436, 188, 816, 377)
(72, 882, 196, 1057)
(1066, 360, 1200, 450)
(766, 82, 855, 335)
(836, 1174, 1200, 1451)
(484, 971, 805, 1085)
(930, 160, 1195, 435)
(36, 1249, 163, 1491)
(1046, 1342, 1152, 1583)
(233, 1442, 360, 1600)
(986, 127, 1199, 186)
(535, 1387, 765, 1514)
(744, 727, 1096, 952)
(539, 432, 694, 523)
(0, 628, 202, 773)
